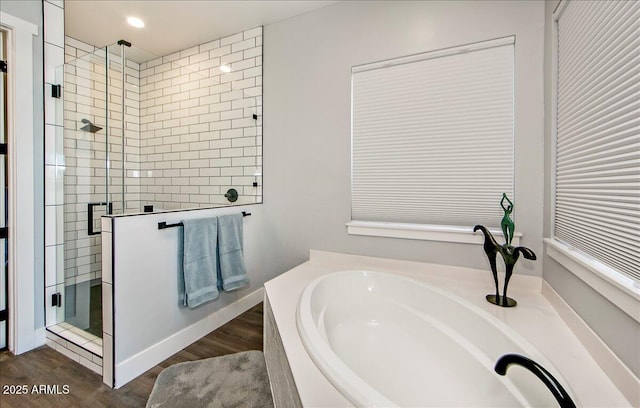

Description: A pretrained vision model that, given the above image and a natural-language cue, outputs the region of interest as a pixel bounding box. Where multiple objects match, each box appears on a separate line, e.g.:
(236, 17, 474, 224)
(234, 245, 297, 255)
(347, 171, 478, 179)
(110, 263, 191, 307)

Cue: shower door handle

(88, 202, 113, 235)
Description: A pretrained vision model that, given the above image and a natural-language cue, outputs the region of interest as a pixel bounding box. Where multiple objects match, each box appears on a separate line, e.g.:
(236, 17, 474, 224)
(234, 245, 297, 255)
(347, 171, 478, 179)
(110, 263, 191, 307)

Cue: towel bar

(158, 211, 251, 230)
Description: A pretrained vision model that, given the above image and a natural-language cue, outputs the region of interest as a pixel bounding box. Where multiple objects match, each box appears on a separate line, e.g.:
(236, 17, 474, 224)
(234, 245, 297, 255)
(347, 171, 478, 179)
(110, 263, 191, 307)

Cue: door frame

(1, 11, 42, 355)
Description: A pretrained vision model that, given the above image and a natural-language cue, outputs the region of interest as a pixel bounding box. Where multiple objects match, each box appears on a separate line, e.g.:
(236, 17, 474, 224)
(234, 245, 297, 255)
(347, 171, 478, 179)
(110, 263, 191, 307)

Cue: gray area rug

(146, 350, 274, 408)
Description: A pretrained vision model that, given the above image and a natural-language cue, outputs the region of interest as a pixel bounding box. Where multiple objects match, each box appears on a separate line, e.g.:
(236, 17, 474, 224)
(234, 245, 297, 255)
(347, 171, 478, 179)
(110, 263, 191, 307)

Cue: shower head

(80, 118, 102, 133)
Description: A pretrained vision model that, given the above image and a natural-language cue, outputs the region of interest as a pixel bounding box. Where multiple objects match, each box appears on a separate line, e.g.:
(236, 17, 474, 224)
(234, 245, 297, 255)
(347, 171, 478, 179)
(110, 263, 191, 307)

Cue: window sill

(544, 238, 640, 323)
(346, 220, 521, 246)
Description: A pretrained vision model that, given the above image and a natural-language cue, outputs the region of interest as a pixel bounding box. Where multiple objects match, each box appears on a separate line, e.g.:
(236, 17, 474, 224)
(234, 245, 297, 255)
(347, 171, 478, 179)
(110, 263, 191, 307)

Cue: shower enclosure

(47, 29, 263, 348)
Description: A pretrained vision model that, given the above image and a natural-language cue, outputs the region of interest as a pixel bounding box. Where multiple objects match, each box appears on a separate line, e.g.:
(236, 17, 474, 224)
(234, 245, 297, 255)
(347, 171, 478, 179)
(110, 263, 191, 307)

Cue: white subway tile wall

(44, 0, 66, 329)
(138, 27, 263, 209)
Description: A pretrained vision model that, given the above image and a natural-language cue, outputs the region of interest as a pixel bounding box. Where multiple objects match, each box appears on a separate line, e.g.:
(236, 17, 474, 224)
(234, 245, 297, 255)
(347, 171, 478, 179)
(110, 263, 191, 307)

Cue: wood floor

(0, 303, 264, 408)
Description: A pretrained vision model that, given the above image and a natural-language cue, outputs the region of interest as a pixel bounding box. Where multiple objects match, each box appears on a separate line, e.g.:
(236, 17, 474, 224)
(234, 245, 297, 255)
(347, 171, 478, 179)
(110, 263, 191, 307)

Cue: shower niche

(45, 28, 263, 361)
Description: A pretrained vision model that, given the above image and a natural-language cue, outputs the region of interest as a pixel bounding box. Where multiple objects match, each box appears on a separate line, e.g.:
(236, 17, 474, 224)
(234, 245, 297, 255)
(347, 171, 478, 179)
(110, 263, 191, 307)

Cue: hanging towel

(181, 217, 219, 308)
(217, 213, 249, 291)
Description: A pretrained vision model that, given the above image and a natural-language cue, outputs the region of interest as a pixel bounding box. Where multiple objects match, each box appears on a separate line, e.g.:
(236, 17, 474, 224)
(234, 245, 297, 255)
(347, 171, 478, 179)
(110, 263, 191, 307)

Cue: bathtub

(296, 270, 576, 407)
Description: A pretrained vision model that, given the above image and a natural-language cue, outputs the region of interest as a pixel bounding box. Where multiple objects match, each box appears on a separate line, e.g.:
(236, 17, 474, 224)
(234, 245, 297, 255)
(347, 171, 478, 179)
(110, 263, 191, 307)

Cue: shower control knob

(224, 188, 239, 203)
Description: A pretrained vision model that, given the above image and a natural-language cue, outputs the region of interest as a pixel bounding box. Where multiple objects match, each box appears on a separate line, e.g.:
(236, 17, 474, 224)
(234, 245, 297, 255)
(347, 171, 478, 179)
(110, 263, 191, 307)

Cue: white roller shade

(555, 0, 640, 280)
(351, 37, 515, 228)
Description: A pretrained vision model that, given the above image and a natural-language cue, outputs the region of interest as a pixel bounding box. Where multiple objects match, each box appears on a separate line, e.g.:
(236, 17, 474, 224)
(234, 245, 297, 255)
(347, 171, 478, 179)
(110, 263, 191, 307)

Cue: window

(553, 0, 639, 283)
(351, 37, 515, 230)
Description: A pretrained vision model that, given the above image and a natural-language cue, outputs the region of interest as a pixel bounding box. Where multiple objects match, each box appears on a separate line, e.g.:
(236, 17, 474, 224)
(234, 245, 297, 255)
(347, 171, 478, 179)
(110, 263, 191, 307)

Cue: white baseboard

(34, 327, 46, 348)
(114, 287, 264, 388)
(542, 281, 639, 407)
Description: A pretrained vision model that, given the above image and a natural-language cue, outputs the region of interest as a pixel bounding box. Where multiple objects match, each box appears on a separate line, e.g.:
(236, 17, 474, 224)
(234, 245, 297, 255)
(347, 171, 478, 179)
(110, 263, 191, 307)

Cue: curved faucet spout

(494, 353, 576, 408)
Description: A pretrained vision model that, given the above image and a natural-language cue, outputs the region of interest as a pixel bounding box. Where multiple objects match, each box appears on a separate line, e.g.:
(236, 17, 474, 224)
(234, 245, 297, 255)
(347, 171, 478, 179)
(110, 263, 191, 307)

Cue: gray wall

(262, 0, 545, 282)
(0, 0, 45, 329)
(542, 0, 640, 378)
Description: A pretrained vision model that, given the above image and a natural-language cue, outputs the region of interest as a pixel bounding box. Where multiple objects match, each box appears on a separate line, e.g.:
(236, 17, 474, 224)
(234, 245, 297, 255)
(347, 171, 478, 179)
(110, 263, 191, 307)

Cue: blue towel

(217, 213, 249, 291)
(181, 217, 219, 308)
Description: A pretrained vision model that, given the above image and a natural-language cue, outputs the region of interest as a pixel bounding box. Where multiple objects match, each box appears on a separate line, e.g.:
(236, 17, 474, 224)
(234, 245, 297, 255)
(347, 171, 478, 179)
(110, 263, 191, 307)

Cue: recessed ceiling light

(127, 17, 145, 28)
(219, 64, 231, 73)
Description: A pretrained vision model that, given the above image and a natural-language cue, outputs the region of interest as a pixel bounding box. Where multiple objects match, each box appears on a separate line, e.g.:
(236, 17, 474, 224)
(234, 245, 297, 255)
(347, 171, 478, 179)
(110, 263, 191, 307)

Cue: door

(0, 28, 8, 351)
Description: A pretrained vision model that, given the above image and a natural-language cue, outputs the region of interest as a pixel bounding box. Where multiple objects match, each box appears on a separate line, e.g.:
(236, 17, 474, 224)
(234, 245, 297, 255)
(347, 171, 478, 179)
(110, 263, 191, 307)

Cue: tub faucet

(494, 353, 576, 408)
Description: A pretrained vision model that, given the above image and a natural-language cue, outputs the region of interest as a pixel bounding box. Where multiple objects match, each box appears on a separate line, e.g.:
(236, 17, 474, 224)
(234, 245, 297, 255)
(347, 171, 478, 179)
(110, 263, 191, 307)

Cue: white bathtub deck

(264, 250, 631, 407)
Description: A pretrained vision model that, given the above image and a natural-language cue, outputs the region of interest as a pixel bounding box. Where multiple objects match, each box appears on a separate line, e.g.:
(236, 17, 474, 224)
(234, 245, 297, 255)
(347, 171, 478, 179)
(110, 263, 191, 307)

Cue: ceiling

(65, 0, 337, 62)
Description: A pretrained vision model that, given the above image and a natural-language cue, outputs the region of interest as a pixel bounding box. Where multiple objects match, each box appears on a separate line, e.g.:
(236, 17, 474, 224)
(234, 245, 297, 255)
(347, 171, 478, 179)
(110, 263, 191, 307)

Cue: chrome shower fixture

(80, 118, 102, 133)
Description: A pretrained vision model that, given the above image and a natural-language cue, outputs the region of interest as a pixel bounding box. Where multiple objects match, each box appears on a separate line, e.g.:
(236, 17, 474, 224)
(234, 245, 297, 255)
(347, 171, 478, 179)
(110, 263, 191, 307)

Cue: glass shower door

(57, 41, 132, 341)
(62, 45, 110, 338)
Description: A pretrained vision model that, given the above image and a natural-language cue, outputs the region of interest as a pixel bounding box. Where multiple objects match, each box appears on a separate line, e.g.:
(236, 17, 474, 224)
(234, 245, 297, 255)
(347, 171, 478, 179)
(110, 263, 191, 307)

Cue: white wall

(262, 0, 545, 281)
(1, 0, 45, 350)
